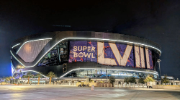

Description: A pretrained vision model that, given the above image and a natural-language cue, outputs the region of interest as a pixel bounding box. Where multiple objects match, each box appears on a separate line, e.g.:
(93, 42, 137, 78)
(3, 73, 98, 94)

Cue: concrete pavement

(0, 85, 180, 100)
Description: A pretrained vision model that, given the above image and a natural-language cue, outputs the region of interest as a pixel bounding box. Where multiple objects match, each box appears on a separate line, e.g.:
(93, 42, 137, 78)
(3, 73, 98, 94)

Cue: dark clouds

(0, 0, 180, 78)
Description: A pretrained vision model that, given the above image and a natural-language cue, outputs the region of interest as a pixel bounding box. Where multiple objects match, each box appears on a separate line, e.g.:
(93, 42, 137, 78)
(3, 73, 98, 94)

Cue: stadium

(10, 31, 161, 81)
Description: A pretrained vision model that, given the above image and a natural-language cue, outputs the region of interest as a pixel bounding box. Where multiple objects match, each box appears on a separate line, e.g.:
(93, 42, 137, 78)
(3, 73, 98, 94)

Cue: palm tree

(9, 76, 13, 84)
(109, 76, 115, 87)
(161, 75, 169, 84)
(47, 71, 55, 84)
(26, 72, 33, 84)
(138, 77, 145, 84)
(124, 77, 129, 83)
(144, 75, 155, 83)
(22, 75, 28, 78)
(11, 76, 15, 84)
(129, 77, 136, 83)
(5, 77, 11, 83)
(36, 73, 42, 85)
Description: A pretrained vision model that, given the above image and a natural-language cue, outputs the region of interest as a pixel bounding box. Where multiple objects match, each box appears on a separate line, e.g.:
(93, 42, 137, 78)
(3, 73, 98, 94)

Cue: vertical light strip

(11, 61, 16, 76)
(145, 48, 150, 69)
(140, 47, 145, 68)
(134, 46, 140, 68)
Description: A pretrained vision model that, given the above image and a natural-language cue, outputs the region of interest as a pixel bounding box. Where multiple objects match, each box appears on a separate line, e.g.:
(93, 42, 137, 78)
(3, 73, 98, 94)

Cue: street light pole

(106, 67, 107, 79)
(157, 59, 161, 78)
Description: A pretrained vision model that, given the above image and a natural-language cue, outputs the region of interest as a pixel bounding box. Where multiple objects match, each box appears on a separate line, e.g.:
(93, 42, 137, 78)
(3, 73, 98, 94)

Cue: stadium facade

(10, 31, 161, 79)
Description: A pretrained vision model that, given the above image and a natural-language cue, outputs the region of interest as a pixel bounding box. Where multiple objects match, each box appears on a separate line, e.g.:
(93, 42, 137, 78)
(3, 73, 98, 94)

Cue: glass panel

(37, 41, 68, 67)
(63, 69, 158, 79)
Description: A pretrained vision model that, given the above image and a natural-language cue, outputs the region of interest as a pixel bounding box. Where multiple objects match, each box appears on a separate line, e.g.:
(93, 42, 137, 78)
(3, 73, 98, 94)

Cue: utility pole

(106, 67, 107, 78)
(106, 67, 107, 79)
(157, 59, 161, 78)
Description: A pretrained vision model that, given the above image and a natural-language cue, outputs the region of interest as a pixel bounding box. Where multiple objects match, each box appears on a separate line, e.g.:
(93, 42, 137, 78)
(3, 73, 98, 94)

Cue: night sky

(0, 0, 180, 78)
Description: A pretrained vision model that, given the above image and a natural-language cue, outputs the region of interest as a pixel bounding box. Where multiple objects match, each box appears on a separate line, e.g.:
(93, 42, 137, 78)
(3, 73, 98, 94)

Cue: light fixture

(60, 68, 158, 78)
(11, 37, 161, 68)
(12, 43, 20, 49)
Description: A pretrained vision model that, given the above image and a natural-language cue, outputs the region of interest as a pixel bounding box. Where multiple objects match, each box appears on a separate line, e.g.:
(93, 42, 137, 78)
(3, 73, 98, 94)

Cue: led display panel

(69, 41, 153, 69)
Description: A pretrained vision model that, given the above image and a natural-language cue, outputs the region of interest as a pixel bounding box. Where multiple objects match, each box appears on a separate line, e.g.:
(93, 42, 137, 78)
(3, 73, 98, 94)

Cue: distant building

(161, 76, 174, 80)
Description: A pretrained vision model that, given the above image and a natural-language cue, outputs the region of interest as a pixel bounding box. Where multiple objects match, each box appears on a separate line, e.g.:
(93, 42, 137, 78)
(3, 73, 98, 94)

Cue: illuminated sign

(69, 41, 154, 69)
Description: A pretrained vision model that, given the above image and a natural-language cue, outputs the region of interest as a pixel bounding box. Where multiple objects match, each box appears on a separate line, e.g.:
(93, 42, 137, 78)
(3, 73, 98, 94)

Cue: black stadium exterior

(10, 31, 161, 80)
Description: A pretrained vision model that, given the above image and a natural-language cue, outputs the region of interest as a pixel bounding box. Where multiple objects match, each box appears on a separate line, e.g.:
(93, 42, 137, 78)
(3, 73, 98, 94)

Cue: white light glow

(60, 68, 158, 78)
(64, 37, 161, 54)
(11, 37, 161, 68)
(10, 50, 25, 66)
(11, 61, 16, 76)
(12, 43, 20, 49)
(111, 74, 133, 76)
(14, 70, 49, 78)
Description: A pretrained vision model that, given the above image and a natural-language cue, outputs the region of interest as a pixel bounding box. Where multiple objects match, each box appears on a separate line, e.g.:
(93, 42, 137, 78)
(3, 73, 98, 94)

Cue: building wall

(11, 31, 161, 78)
